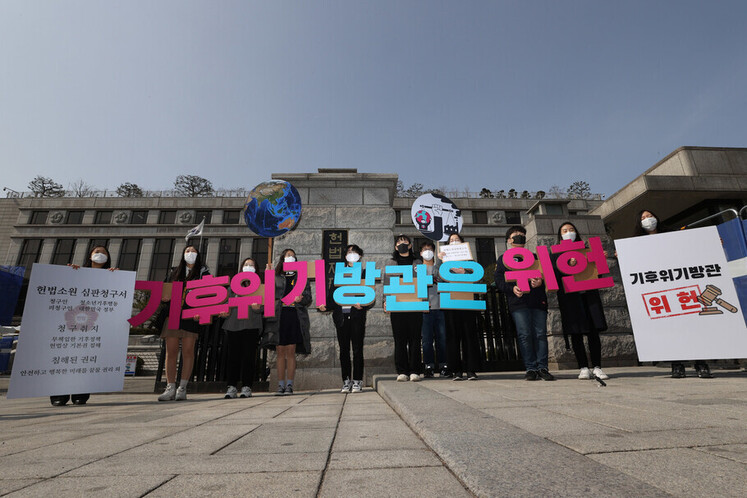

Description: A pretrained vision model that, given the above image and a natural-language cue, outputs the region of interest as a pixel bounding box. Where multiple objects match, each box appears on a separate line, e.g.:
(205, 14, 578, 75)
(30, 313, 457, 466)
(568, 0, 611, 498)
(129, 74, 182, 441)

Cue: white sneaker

(396, 374, 408, 382)
(352, 380, 362, 393)
(224, 385, 238, 399)
(592, 367, 609, 380)
(341, 379, 352, 393)
(240, 386, 252, 398)
(175, 386, 187, 401)
(410, 373, 421, 382)
(578, 367, 591, 380)
(158, 384, 176, 401)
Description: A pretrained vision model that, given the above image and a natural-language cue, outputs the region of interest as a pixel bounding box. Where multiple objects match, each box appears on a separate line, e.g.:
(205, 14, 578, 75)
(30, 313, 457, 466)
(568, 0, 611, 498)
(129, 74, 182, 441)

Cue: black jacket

(494, 253, 548, 312)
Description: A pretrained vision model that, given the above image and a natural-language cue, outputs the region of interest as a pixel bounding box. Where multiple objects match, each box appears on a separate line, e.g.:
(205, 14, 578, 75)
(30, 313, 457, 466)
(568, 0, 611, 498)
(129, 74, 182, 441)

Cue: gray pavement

(0, 366, 745, 497)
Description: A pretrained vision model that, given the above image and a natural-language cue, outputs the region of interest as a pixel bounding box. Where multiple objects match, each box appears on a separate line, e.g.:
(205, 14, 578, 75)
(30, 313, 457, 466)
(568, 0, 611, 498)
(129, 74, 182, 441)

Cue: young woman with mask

(219, 257, 263, 399)
(385, 235, 423, 382)
(319, 244, 369, 393)
(439, 233, 481, 381)
(50, 245, 116, 406)
(554, 222, 609, 380)
(264, 248, 312, 395)
(632, 210, 712, 379)
(157, 245, 210, 401)
(420, 241, 448, 378)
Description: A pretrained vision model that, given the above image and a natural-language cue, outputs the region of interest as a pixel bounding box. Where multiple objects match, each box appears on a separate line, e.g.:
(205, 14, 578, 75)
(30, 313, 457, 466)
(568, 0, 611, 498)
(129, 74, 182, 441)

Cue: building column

(138, 238, 155, 281)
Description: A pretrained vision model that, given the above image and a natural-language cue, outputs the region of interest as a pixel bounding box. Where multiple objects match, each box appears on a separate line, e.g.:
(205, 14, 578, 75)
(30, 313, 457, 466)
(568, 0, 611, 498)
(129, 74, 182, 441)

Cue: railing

(3, 188, 252, 199)
(395, 189, 604, 200)
(475, 286, 524, 371)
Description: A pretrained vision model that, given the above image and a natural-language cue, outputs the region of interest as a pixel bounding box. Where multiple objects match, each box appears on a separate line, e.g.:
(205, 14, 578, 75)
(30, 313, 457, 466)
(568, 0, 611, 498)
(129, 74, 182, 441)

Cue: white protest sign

(8, 264, 136, 398)
(411, 193, 462, 242)
(439, 242, 473, 262)
(616, 227, 747, 361)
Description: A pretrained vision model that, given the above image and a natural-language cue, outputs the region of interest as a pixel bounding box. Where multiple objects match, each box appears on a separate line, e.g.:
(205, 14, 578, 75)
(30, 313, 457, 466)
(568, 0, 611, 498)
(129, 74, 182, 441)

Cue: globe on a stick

(244, 180, 302, 237)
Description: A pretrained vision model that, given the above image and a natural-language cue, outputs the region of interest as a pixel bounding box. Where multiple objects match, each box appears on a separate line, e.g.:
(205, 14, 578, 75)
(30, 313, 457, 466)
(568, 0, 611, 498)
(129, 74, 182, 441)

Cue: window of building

(195, 209, 212, 224)
(130, 210, 148, 224)
(217, 238, 240, 277)
(118, 239, 142, 271)
(94, 211, 112, 224)
(394, 210, 401, 225)
(472, 210, 488, 224)
(222, 210, 240, 225)
(66, 211, 84, 224)
(16, 239, 44, 275)
(476, 238, 496, 268)
(29, 211, 48, 224)
(158, 210, 176, 224)
(505, 210, 521, 225)
(86, 239, 109, 254)
(149, 239, 176, 281)
(51, 239, 76, 266)
(545, 204, 564, 215)
(252, 238, 269, 271)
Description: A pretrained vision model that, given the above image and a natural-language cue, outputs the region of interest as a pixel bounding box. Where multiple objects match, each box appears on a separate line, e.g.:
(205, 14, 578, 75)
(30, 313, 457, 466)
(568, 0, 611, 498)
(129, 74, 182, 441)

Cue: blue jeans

(421, 310, 447, 369)
(511, 308, 548, 371)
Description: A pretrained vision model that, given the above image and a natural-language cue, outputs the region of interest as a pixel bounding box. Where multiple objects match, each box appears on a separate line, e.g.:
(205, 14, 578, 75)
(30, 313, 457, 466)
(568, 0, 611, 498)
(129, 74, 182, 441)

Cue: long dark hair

(446, 233, 464, 244)
(171, 245, 203, 281)
(633, 209, 667, 237)
(556, 221, 584, 244)
(239, 257, 256, 272)
(392, 234, 414, 259)
(83, 245, 112, 269)
(275, 248, 296, 275)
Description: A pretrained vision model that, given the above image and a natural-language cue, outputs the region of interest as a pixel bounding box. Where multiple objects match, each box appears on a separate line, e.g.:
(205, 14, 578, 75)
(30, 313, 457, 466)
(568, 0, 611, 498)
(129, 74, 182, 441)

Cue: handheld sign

(440, 242, 473, 262)
(410, 193, 462, 242)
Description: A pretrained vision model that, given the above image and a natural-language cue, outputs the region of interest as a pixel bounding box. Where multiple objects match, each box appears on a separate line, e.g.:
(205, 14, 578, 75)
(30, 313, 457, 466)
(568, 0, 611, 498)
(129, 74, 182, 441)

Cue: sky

(1, 1, 746, 198)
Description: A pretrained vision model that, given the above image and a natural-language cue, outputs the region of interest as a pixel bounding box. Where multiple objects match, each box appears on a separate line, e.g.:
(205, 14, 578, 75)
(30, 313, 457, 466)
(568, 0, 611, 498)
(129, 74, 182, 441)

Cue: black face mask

(511, 234, 526, 245)
(396, 243, 409, 253)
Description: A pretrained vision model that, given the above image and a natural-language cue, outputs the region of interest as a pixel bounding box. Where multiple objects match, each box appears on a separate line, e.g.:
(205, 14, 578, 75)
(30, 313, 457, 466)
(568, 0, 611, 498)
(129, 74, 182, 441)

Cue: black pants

(570, 332, 602, 369)
(445, 310, 481, 374)
(336, 313, 365, 381)
(225, 329, 260, 387)
(390, 312, 423, 375)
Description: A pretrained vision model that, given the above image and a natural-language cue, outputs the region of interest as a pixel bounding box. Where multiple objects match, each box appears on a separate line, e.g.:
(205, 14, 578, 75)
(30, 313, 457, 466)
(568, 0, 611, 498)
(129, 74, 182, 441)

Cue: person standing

(494, 226, 555, 381)
(220, 258, 263, 399)
(385, 235, 423, 382)
(320, 244, 369, 393)
(50, 245, 117, 406)
(553, 222, 609, 380)
(420, 241, 449, 378)
(157, 245, 210, 402)
(264, 248, 312, 395)
(439, 233, 481, 381)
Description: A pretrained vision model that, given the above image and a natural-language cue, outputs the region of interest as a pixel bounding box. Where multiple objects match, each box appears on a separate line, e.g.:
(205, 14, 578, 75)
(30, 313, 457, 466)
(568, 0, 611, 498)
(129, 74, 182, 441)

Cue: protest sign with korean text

(8, 264, 136, 399)
(616, 227, 747, 361)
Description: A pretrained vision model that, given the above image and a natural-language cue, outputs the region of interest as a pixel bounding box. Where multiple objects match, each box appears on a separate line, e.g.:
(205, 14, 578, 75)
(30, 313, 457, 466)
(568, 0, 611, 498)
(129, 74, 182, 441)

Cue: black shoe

(695, 364, 713, 379)
(466, 372, 478, 381)
(440, 369, 452, 378)
(50, 395, 70, 406)
(424, 366, 434, 378)
(537, 369, 555, 381)
(524, 371, 538, 381)
(452, 372, 464, 381)
(671, 364, 686, 379)
(71, 394, 90, 405)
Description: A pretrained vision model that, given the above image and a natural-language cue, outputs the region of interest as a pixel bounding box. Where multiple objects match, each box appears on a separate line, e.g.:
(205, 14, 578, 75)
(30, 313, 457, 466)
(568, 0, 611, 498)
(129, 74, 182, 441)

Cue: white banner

(616, 227, 747, 361)
(7, 264, 135, 398)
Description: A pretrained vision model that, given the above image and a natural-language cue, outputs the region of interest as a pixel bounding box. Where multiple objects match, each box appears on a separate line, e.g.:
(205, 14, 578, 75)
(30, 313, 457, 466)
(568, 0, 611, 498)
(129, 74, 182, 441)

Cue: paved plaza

(0, 366, 746, 497)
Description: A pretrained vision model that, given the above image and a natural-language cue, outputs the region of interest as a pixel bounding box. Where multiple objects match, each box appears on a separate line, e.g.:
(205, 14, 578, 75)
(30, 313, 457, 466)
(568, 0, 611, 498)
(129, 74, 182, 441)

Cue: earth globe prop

(410, 193, 462, 242)
(244, 180, 302, 238)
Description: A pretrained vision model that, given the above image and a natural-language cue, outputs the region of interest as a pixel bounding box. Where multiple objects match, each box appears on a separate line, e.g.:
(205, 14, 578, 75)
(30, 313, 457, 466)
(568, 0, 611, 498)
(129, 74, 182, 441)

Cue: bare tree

(28, 175, 64, 197)
(69, 179, 95, 197)
(174, 175, 214, 197)
(116, 182, 144, 197)
(567, 180, 591, 199)
(547, 185, 565, 199)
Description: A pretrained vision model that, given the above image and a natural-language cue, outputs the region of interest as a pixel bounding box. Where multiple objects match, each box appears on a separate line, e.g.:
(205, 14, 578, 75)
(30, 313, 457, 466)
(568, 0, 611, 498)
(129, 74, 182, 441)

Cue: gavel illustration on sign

(697, 285, 738, 315)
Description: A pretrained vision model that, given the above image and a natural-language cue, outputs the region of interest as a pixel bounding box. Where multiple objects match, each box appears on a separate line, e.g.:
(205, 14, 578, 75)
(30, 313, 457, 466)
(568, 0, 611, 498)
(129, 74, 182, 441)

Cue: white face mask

(421, 250, 434, 261)
(243, 265, 255, 273)
(284, 256, 296, 263)
(91, 253, 108, 264)
(184, 252, 197, 265)
(641, 217, 658, 232)
(561, 231, 577, 241)
(345, 253, 361, 263)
